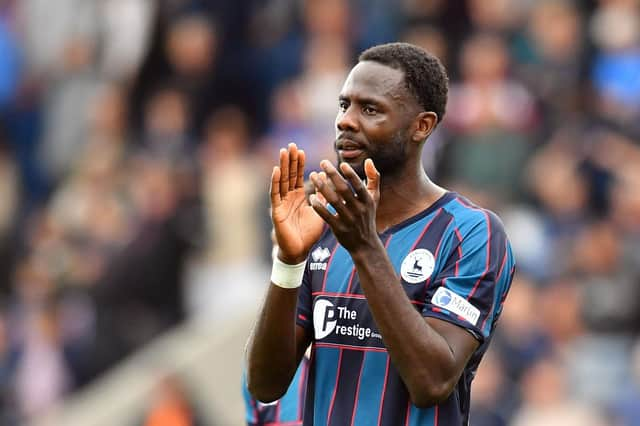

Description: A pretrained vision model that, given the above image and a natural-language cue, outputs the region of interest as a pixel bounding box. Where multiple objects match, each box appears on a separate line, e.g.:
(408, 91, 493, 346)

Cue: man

(246, 42, 515, 425)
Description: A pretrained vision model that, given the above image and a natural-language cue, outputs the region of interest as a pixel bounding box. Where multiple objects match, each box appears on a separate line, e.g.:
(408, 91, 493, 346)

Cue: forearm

(352, 242, 458, 406)
(246, 284, 300, 402)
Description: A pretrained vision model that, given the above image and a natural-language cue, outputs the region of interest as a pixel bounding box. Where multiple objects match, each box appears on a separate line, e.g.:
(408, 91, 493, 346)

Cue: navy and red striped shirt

(295, 192, 515, 426)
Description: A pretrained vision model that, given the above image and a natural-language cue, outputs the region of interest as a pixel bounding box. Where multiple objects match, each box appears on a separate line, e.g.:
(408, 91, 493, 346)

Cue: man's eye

(363, 106, 377, 115)
(338, 101, 348, 111)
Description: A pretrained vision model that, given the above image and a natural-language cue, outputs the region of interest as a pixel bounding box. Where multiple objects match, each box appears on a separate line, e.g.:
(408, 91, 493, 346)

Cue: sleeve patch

(431, 287, 480, 326)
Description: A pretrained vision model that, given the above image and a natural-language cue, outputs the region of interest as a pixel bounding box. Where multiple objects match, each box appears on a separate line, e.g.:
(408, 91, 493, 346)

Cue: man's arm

(246, 285, 311, 402)
(245, 144, 323, 402)
(351, 244, 478, 407)
(309, 159, 479, 407)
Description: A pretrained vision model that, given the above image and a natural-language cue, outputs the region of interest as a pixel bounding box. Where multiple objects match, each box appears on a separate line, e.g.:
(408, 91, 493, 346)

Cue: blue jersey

(243, 356, 310, 426)
(295, 192, 515, 426)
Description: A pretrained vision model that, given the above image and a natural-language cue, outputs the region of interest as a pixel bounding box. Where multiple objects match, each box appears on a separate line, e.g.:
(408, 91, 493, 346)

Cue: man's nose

(336, 107, 359, 132)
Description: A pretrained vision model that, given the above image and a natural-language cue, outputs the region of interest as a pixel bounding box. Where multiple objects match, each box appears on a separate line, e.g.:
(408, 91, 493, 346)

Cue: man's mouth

(339, 148, 364, 159)
(336, 138, 366, 160)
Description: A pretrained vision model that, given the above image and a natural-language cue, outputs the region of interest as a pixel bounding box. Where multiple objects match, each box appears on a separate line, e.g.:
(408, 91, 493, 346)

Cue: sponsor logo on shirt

(431, 287, 480, 326)
(313, 297, 383, 346)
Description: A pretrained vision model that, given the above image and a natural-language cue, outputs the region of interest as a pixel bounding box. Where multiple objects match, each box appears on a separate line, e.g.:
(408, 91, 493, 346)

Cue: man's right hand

(271, 143, 324, 264)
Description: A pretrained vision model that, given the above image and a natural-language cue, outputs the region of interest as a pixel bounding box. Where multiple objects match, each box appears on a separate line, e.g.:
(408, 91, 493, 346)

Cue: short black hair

(359, 42, 449, 123)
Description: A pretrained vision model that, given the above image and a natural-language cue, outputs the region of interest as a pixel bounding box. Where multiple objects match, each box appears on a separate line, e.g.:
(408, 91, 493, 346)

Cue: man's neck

(375, 167, 447, 233)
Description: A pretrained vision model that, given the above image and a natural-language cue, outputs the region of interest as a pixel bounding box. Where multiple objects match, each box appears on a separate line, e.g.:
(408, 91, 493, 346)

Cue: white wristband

(271, 257, 307, 289)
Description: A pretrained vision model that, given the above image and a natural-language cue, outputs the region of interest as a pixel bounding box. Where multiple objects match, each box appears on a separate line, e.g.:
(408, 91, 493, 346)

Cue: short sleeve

(241, 368, 261, 425)
(422, 212, 514, 342)
(295, 265, 313, 333)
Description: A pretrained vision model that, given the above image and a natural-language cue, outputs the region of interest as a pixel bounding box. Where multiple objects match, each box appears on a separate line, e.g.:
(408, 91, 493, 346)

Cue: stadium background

(0, 0, 639, 425)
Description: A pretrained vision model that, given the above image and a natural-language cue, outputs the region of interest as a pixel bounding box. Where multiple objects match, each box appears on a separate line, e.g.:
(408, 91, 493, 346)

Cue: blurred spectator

(200, 107, 263, 264)
(500, 206, 551, 280)
(143, 85, 192, 151)
(469, 349, 512, 426)
(493, 275, 553, 381)
(11, 270, 71, 419)
(260, 32, 350, 174)
(0, 310, 20, 424)
(538, 278, 584, 347)
(401, 25, 450, 176)
(187, 107, 267, 323)
(142, 375, 204, 426)
(466, 0, 526, 35)
(400, 0, 446, 25)
(90, 151, 202, 376)
(572, 220, 640, 334)
(18, 0, 154, 181)
(515, 0, 585, 130)
(590, 1, 640, 133)
(608, 341, 640, 426)
(512, 356, 609, 426)
(0, 136, 18, 296)
(525, 129, 590, 275)
(163, 11, 219, 133)
(0, 7, 21, 108)
(444, 32, 537, 202)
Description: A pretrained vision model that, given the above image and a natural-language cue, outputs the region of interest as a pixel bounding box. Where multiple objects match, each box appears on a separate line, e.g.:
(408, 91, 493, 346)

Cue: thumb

(364, 159, 380, 204)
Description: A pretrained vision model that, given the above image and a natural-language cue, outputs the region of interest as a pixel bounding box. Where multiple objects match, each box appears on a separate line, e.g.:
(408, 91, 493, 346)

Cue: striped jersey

(243, 356, 311, 426)
(295, 191, 515, 426)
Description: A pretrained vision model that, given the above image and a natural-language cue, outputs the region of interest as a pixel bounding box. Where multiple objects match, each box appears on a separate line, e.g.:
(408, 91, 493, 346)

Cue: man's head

(334, 42, 449, 179)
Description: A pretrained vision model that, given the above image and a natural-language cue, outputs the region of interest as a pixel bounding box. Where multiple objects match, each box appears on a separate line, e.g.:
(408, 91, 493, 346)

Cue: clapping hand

(308, 159, 381, 252)
(271, 143, 325, 264)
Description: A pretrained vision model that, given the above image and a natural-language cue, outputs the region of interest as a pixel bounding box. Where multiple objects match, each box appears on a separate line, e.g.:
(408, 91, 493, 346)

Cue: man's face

(334, 61, 418, 179)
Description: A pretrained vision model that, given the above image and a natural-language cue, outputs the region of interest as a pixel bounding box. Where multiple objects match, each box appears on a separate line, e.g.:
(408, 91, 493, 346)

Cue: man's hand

(271, 143, 325, 264)
(309, 159, 381, 252)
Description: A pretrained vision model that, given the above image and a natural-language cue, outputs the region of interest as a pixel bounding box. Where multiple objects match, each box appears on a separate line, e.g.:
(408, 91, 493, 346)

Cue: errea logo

(310, 246, 331, 271)
(312, 246, 331, 262)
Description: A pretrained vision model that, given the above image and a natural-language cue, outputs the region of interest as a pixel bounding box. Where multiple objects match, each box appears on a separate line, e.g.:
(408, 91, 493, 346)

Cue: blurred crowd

(0, 0, 638, 424)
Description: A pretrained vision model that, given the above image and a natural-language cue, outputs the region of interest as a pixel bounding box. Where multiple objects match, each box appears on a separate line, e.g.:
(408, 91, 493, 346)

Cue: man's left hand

(309, 159, 381, 252)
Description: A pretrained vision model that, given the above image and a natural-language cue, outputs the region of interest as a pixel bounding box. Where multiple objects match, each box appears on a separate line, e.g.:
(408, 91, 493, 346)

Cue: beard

(336, 130, 409, 180)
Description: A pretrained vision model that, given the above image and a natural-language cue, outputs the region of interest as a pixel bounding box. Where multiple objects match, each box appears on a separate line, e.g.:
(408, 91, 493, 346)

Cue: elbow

(249, 388, 285, 405)
(247, 375, 286, 404)
(246, 366, 288, 403)
(408, 378, 456, 408)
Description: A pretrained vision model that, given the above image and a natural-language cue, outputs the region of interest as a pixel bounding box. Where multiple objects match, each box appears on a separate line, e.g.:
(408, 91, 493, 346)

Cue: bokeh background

(0, 0, 639, 425)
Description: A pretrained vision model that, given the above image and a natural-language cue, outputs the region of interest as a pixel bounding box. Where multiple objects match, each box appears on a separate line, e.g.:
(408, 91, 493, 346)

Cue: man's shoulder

(442, 193, 508, 239)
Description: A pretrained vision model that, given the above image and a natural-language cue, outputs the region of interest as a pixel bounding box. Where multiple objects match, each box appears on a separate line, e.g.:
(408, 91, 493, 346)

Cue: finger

(279, 148, 289, 195)
(315, 190, 327, 206)
(270, 166, 282, 209)
(288, 143, 298, 191)
(320, 160, 357, 206)
(296, 149, 306, 189)
(339, 162, 369, 201)
(310, 171, 352, 221)
(365, 159, 381, 204)
(309, 193, 339, 228)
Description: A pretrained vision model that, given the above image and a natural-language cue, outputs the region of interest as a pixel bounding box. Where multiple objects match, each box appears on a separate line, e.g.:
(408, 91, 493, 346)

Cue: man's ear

(412, 111, 438, 143)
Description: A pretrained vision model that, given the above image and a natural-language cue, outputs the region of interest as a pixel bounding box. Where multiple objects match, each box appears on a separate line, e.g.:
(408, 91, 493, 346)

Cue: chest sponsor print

(312, 295, 384, 349)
